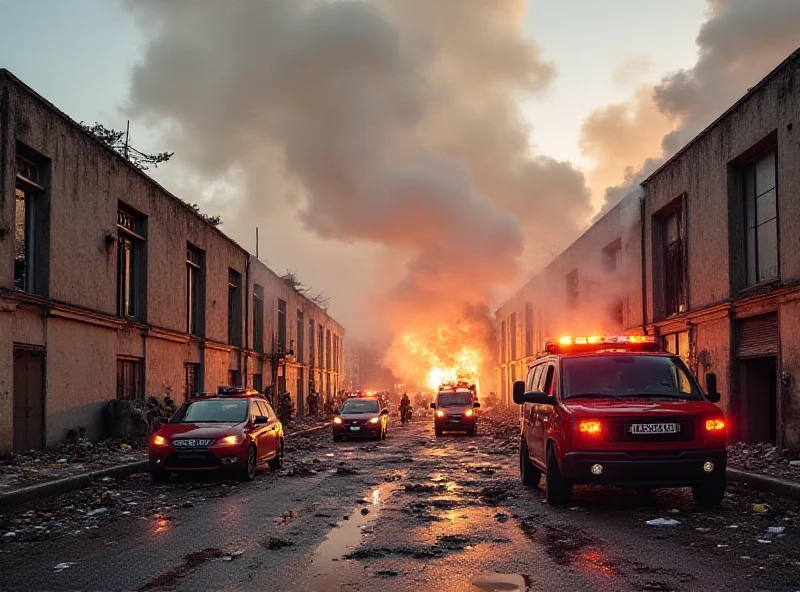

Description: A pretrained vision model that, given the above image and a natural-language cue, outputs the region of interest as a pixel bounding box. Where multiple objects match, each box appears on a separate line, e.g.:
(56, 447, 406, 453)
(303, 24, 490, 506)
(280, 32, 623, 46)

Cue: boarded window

(116, 358, 141, 400)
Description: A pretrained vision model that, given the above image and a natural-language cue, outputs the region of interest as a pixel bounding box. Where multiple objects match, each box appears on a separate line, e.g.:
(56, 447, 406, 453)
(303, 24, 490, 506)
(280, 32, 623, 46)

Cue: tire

(333, 434, 341, 442)
(150, 471, 170, 485)
(692, 476, 726, 507)
(268, 440, 284, 471)
(238, 446, 257, 482)
(469, 423, 477, 437)
(519, 441, 541, 487)
(545, 446, 572, 506)
(435, 428, 443, 437)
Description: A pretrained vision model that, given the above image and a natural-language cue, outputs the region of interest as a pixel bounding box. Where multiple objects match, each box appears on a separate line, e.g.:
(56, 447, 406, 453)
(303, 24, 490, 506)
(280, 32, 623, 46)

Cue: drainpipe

(640, 193, 648, 336)
(244, 256, 250, 386)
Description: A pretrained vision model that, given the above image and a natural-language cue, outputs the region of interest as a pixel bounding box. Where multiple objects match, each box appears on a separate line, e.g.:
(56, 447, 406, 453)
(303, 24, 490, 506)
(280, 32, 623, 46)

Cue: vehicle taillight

(152, 435, 168, 446)
(705, 418, 726, 432)
(578, 420, 602, 435)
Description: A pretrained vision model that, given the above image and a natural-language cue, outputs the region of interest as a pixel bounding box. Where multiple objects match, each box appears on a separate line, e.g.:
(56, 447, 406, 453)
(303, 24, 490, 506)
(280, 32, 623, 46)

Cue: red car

(149, 388, 284, 483)
(514, 336, 727, 507)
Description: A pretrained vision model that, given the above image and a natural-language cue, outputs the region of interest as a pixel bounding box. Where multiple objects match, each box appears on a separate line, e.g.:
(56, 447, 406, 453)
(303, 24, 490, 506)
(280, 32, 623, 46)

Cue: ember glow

(393, 329, 482, 392)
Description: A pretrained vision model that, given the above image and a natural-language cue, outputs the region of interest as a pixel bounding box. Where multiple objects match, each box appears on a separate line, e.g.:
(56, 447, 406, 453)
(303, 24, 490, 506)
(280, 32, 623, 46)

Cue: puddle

(472, 574, 527, 591)
(305, 480, 402, 588)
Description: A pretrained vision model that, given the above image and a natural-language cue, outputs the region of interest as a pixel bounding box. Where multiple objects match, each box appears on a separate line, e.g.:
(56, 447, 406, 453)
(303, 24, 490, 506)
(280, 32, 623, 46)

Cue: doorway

(738, 356, 777, 444)
(13, 349, 45, 451)
(297, 367, 305, 416)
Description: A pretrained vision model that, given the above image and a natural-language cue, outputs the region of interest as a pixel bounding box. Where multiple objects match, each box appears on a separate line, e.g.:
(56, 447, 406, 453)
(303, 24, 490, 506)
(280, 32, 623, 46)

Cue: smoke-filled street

(2, 412, 798, 592)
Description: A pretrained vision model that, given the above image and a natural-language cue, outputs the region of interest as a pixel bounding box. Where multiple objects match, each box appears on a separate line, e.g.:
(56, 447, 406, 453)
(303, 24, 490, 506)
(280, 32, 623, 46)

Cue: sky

(0, 0, 764, 347)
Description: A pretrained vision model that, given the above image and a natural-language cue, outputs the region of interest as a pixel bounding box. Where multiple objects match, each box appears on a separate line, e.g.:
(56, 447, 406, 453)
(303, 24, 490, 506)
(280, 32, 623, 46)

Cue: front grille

(165, 451, 220, 469)
(606, 417, 696, 443)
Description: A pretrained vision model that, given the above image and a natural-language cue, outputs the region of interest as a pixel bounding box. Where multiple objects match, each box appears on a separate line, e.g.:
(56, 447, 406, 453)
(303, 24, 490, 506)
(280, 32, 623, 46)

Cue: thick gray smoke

(587, 0, 800, 213)
(123, 0, 592, 383)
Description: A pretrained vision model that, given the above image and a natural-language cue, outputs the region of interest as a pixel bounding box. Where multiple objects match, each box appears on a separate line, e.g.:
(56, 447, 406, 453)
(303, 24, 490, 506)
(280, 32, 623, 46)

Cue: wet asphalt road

(1, 413, 799, 591)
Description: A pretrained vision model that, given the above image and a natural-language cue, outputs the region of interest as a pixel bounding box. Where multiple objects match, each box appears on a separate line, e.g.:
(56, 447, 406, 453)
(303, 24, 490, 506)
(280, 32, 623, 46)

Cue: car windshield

(341, 399, 380, 414)
(562, 355, 703, 400)
(170, 399, 249, 423)
(437, 392, 472, 406)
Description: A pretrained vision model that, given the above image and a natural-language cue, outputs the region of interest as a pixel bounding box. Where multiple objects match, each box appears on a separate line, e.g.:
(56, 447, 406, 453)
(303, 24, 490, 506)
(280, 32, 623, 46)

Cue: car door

(534, 363, 557, 463)
(523, 363, 543, 462)
(255, 400, 279, 461)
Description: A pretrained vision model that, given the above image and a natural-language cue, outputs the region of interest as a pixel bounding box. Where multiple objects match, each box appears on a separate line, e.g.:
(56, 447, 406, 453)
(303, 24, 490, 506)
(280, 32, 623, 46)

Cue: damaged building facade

(0, 70, 345, 452)
(497, 48, 800, 448)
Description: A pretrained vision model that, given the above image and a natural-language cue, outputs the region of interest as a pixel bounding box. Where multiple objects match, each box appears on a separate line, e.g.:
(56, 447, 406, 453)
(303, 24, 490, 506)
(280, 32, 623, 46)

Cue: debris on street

(728, 442, 800, 481)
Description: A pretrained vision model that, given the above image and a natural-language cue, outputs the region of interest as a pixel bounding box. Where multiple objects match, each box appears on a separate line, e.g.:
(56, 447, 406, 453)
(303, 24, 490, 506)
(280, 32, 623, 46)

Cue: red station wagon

(513, 336, 727, 507)
(149, 387, 284, 483)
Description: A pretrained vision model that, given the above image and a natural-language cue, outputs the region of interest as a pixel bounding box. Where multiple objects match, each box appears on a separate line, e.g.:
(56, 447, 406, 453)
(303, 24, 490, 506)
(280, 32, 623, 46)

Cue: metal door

(737, 313, 778, 358)
(13, 349, 44, 451)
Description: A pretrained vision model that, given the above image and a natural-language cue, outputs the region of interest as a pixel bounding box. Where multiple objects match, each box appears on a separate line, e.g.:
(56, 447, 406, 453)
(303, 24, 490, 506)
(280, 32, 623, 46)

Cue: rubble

(728, 442, 800, 481)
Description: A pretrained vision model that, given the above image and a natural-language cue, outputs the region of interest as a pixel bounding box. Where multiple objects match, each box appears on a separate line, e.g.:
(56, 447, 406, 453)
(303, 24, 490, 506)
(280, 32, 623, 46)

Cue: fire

(395, 329, 482, 392)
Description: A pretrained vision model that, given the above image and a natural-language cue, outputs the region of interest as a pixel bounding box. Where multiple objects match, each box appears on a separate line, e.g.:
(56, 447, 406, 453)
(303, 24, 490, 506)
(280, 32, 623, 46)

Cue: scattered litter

(790, 460, 800, 467)
(647, 518, 681, 526)
(99, 476, 114, 483)
(221, 550, 244, 561)
(53, 562, 77, 572)
(57, 458, 68, 463)
(86, 508, 108, 517)
(717, 544, 729, 548)
(3, 532, 17, 539)
(667, 509, 680, 514)
(727, 525, 739, 529)
(756, 539, 772, 544)
(767, 526, 785, 535)
(740, 556, 751, 560)
(696, 527, 711, 533)
(753, 503, 771, 514)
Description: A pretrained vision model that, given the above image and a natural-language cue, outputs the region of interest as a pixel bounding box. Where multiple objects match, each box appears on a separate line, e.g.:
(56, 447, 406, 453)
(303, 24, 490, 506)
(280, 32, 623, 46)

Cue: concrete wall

(0, 70, 346, 451)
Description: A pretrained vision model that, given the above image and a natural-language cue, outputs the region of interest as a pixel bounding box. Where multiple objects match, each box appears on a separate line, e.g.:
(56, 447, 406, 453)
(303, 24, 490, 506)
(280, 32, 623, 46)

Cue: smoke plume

(123, 0, 592, 387)
(584, 0, 800, 213)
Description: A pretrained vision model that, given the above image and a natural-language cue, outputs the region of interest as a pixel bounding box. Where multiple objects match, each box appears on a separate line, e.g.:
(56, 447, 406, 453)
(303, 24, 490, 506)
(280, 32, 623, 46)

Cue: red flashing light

(705, 418, 726, 432)
(544, 335, 658, 354)
(578, 420, 602, 435)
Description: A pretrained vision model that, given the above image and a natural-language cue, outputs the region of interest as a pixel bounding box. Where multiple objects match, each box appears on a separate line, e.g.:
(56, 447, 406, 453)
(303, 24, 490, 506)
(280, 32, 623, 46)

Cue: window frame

(227, 268, 242, 347)
(743, 150, 779, 286)
(186, 244, 203, 336)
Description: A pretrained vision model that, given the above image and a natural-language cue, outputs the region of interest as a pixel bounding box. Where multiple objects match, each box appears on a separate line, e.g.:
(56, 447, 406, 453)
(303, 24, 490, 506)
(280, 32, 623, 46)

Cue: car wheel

(435, 428, 443, 437)
(333, 435, 341, 442)
(238, 446, 257, 482)
(150, 471, 170, 485)
(520, 441, 541, 487)
(268, 439, 284, 471)
(692, 475, 726, 507)
(545, 446, 572, 506)
(469, 423, 477, 437)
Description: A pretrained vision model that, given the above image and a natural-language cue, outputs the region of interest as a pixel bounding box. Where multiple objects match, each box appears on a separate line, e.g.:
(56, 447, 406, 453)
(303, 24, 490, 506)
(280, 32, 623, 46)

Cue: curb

(0, 460, 149, 508)
(0, 424, 331, 508)
(727, 467, 800, 501)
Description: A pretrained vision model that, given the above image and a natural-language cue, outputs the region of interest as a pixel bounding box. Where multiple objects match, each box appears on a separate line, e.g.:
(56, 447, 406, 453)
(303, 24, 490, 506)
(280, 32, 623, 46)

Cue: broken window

(116, 358, 142, 400)
(253, 284, 264, 353)
(277, 299, 287, 351)
(117, 205, 145, 318)
(318, 323, 324, 368)
(186, 244, 204, 335)
(660, 205, 686, 316)
(228, 268, 242, 347)
(228, 369, 241, 387)
(14, 155, 43, 293)
(744, 151, 779, 285)
(603, 238, 622, 273)
(566, 269, 579, 309)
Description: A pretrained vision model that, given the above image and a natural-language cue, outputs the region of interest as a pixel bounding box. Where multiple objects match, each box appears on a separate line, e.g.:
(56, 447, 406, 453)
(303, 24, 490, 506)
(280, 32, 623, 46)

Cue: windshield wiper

(564, 393, 616, 399)
(617, 393, 693, 400)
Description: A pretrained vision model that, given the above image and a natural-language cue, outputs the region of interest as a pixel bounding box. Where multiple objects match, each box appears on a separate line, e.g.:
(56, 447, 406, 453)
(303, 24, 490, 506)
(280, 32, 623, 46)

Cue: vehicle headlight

(333, 417, 343, 424)
(436, 410, 445, 418)
(465, 409, 474, 417)
(369, 417, 380, 424)
(218, 435, 242, 446)
(152, 435, 168, 446)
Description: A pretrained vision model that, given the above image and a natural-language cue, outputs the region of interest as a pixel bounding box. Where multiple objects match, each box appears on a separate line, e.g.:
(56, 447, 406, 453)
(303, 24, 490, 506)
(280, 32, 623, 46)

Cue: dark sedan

(333, 397, 389, 441)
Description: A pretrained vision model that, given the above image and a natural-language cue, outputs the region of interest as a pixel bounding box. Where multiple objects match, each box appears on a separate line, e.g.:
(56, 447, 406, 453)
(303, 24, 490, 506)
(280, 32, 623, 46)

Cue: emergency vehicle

(431, 381, 481, 436)
(513, 335, 727, 506)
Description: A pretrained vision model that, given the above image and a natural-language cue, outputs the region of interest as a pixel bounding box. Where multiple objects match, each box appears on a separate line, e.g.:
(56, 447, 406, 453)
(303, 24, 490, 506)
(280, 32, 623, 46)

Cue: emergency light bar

(216, 386, 258, 396)
(544, 335, 658, 354)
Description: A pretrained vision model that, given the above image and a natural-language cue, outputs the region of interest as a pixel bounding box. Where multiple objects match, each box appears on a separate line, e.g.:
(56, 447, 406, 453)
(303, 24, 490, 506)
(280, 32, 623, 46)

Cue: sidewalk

(0, 416, 330, 507)
(726, 441, 800, 501)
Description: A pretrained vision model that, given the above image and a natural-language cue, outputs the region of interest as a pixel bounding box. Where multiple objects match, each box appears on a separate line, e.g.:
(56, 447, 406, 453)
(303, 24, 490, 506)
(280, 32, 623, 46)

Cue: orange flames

(391, 328, 483, 392)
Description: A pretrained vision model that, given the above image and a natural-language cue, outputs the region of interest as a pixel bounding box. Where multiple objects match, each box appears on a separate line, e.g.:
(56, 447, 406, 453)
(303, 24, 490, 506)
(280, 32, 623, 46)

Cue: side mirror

(512, 381, 526, 405)
(705, 373, 721, 403)
(430, 402, 436, 409)
(253, 415, 269, 425)
(473, 402, 480, 409)
(513, 381, 555, 405)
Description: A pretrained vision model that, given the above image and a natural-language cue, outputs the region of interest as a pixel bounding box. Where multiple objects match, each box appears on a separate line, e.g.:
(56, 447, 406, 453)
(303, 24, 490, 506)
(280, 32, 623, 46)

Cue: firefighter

(277, 391, 294, 425)
(399, 392, 411, 423)
(307, 389, 319, 417)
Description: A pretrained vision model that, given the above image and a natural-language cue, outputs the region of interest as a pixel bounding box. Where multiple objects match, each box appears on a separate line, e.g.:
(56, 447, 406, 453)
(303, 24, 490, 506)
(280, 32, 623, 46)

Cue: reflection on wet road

(1, 413, 799, 591)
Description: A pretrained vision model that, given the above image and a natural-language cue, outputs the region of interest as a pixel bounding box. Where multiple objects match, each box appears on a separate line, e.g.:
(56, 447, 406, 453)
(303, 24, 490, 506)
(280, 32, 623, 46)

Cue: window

(253, 285, 264, 353)
(278, 299, 287, 351)
(14, 152, 47, 295)
(228, 269, 242, 347)
(611, 299, 624, 328)
(297, 311, 305, 363)
(524, 303, 534, 357)
(603, 238, 622, 273)
(116, 358, 141, 400)
(117, 205, 145, 319)
(309, 319, 316, 368)
(252, 373, 263, 393)
(744, 152, 778, 285)
(663, 331, 690, 366)
(509, 313, 517, 360)
(183, 363, 200, 400)
(333, 334, 339, 372)
(659, 203, 686, 317)
(566, 269, 579, 309)
(500, 320, 507, 362)
(326, 329, 332, 370)
(318, 323, 324, 368)
(228, 369, 241, 386)
(186, 245, 204, 335)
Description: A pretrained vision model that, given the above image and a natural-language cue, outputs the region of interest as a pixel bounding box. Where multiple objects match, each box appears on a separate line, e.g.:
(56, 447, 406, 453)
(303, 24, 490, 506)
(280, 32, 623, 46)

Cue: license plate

(350, 426, 361, 431)
(450, 419, 461, 423)
(629, 423, 679, 434)
(173, 439, 212, 447)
